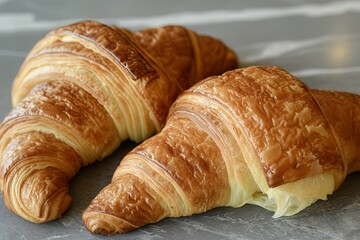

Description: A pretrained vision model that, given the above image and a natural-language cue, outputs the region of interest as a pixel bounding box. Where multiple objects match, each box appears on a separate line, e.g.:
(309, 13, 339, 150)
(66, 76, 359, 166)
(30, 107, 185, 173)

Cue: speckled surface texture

(0, 0, 360, 239)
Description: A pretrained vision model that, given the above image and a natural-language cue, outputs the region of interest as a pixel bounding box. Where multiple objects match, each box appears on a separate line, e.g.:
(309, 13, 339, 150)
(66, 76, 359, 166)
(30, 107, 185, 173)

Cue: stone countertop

(0, 0, 360, 239)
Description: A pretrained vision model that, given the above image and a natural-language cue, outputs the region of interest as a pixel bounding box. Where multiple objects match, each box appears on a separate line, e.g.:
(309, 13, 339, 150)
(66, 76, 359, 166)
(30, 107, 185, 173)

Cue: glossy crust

(83, 66, 360, 235)
(0, 20, 238, 222)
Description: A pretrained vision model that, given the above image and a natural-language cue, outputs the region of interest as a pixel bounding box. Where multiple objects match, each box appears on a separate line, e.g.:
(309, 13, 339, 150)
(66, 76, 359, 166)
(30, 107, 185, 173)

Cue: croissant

(83, 66, 360, 235)
(0, 20, 238, 223)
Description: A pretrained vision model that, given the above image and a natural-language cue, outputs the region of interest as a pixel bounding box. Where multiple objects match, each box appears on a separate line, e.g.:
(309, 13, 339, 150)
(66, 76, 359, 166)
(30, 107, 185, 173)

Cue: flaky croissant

(83, 66, 360, 235)
(0, 20, 238, 223)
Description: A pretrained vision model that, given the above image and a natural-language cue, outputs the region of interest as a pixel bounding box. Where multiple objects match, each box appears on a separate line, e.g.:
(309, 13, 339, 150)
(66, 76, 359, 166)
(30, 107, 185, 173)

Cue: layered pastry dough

(83, 66, 360, 235)
(0, 20, 238, 222)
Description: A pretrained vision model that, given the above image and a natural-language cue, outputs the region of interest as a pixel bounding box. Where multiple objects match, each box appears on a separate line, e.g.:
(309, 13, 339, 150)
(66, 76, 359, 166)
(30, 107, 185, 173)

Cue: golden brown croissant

(83, 66, 360, 235)
(0, 20, 238, 223)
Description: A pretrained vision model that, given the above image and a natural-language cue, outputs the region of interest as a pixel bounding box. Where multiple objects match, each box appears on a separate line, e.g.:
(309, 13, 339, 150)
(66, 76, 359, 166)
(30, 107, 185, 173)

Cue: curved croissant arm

(0, 20, 238, 223)
(83, 66, 360, 235)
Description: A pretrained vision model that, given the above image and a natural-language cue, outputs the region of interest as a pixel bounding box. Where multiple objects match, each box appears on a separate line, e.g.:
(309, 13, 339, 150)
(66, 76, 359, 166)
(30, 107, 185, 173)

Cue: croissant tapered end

(132, 25, 239, 126)
(133, 25, 238, 90)
(83, 214, 133, 236)
(0, 131, 79, 222)
(83, 174, 168, 235)
(195, 33, 238, 80)
(17, 167, 72, 223)
(311, 90, 360, 175)
(3, 164, 72, 222)
(83, 66, 360, 234)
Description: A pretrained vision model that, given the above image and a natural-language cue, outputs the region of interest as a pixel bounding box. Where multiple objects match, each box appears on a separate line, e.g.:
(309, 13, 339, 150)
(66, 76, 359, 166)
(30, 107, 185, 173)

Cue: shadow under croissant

(68, 140, 138, 217)
(82, 66, 360, 235)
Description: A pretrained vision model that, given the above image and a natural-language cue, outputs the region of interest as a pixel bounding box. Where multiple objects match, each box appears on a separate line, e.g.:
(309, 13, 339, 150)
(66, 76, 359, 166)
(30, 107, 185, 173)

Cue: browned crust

(1, 20, 238, 223)
(45, 21, 159, 81)
(311, 90, 360, 175)
(186, 66, 344, 187)
(12, 20, 238, 129)
(83, 66, 360, 235)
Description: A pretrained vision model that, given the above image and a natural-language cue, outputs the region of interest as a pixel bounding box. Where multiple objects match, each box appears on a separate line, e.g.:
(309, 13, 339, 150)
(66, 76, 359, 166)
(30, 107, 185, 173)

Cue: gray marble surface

(1, 0, 360, 239)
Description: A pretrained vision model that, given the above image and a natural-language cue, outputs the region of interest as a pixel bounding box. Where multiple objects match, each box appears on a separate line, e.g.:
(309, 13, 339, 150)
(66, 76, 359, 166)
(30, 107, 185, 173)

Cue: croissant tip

(38, 190, 72, 223)
(82, 210, 137, 235)
(6, 166, 73, 223)
(82, 213, 117, 236)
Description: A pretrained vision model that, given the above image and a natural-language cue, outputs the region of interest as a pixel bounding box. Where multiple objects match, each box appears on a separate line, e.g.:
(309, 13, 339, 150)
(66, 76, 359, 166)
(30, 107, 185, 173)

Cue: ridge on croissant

(0, 20, 238, 222)
(82, 66, 360, 235)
